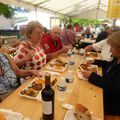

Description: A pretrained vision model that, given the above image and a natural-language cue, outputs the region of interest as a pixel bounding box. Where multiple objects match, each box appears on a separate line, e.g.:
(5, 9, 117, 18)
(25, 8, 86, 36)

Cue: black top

(96, 31, 108, 42)
(82, 33, 94, 39)
(88, 58, 120, 115)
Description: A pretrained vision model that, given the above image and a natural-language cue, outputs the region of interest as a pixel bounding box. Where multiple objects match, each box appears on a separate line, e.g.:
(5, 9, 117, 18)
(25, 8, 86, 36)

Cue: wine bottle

(41, 73, 54, 120)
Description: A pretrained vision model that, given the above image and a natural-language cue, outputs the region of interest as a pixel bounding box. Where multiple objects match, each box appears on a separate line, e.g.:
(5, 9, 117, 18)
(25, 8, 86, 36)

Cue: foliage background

(0, 2, 14, 18)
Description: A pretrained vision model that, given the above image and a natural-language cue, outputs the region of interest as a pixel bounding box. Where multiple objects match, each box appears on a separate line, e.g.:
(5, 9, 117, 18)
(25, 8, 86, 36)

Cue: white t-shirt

(92, 39, 112, 61)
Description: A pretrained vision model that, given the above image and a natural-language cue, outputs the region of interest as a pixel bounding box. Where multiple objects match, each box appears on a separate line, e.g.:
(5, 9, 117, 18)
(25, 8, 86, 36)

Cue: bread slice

(74, 104, 91, 120)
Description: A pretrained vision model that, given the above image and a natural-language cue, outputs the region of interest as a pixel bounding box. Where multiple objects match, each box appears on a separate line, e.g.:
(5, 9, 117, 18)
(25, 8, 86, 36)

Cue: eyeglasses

(54, 32, 60, 35)
(33, 31, 43, 35)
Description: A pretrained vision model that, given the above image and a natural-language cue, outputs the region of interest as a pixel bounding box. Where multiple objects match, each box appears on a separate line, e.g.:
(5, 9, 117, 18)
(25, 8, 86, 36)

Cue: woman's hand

(81, 70, 92, 79)
(26, 50, 35, 60)
(29, 70, 40, 76)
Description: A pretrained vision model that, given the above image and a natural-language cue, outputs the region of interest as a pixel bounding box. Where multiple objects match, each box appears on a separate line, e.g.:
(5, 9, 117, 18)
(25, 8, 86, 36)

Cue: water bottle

(85, 35, 87, 38)
(69, 55, 75, 65)
(65, 70, 74, 93)
(72, 47, 78, 54)
(67, 49, 72, 56)
(80, 48, 85, 63)
(66, 56, 75, 93)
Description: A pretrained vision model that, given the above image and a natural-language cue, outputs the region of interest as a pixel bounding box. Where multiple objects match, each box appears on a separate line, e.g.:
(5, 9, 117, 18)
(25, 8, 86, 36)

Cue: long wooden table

(0, 54, 104, 120)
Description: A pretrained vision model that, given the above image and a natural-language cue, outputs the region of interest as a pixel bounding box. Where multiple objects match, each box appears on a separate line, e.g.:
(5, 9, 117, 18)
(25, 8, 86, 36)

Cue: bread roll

(0, 112, 6, 120)
(74, 104, 91, 120)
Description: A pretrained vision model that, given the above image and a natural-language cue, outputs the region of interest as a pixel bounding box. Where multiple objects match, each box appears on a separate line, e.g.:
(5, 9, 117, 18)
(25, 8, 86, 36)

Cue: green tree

(0, 2, 14, 18)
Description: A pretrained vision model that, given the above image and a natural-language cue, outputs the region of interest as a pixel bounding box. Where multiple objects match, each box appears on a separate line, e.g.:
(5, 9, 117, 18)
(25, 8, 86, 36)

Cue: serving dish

(46, 58, 68, 72)
(64, 110, 101, 120)
(85, 52, 100, 59)
(77, 63, 98, 80)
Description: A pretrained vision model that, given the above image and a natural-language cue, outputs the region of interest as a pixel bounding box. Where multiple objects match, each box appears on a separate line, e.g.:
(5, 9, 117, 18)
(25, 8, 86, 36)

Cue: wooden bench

(104, 115, 120, 120)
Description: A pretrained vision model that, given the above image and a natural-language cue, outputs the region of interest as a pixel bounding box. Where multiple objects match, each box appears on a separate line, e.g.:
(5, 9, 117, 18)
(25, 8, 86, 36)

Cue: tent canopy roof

(0, 0, 109, 19)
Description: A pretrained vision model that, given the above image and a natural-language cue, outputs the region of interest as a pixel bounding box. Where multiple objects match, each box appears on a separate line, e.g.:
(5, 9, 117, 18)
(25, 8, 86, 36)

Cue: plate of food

(46, 58, 68, 72)
(77, 63, 98, 80)
(64, 104, 101, 120)
(64, 104, 91, 120)
(85, 52, 100, 59)
(19, 71, 57, 101)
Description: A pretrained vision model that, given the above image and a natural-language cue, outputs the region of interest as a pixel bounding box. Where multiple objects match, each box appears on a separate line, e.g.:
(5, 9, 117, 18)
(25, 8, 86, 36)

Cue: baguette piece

(74, 104, 91, 120)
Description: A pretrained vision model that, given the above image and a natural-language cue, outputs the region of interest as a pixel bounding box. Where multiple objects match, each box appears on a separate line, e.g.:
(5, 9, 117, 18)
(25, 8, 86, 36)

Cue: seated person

(96, 27, 112, 43)
(42, 27, 49, 39)
(84, 39, 112, 61)
(19, 26, 27, 41)
(14, 21, 46, 70)
(81, 27, 94, 39)
(84, 26, 120, 61)
(60, 24, 76, 47)
(82, 31, 120, 115)
(41, 25, 70, 61)
(0, 53, 38, 101)
(0, 37, 18, 54)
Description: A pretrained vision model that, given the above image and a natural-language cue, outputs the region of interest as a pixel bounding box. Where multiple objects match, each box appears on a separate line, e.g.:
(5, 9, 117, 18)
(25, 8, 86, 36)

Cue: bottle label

(42, 101, 52, 115)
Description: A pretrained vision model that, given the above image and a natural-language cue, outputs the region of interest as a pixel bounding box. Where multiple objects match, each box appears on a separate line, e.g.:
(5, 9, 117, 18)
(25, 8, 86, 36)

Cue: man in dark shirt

(96, 27, 112, 43)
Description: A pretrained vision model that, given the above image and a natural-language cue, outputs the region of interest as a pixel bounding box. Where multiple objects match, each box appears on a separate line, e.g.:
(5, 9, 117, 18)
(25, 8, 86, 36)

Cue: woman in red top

(14, 21, 46, 70)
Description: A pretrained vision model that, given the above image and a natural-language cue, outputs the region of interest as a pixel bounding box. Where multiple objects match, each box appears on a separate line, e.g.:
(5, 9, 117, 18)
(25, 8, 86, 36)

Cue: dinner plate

(64, 110, 101, 120)
(77, 64, 98, 80)
(46, 58, 68, 72)
(64, 110, 76, 120)
(85, 52, 100, 59)
(0, 109, 23, 120)
(19, 71, 57, 101)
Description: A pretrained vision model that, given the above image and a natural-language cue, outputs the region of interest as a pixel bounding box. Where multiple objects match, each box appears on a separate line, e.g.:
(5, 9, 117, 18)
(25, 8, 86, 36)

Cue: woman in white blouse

(14, 21, 46, 70)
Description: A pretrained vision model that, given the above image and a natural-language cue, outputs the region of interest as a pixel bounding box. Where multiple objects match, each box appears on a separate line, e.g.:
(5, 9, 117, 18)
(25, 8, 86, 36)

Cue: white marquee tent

(0, 0, 109, 19)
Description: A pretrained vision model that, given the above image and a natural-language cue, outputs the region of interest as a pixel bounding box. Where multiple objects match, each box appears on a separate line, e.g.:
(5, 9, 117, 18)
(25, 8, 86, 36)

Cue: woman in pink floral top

(14, 21, 46, 70)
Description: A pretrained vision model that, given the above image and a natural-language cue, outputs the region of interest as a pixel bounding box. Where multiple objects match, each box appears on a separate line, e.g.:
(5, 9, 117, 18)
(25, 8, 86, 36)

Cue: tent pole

(35, 5, 37, 20)
(113, 19, 116, 27)
(96, 0, 101, 19)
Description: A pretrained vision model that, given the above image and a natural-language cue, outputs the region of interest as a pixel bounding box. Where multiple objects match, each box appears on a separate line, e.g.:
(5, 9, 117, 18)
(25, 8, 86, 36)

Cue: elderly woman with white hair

(14, 21, 46, 70)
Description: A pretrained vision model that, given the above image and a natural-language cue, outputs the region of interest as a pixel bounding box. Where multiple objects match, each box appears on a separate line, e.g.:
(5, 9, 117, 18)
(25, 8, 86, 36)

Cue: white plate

(77, 71, 87, 80)
(19, 71, 57, 101)
(46, 59, 68, 72)
(64, 110, 101, 120)
(0, 109, 23, 120)
(19, 77, 43, 101)
(64, 110, 76, 120)
(85, 52, 101, 60)
(77, 65, 98, 80)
